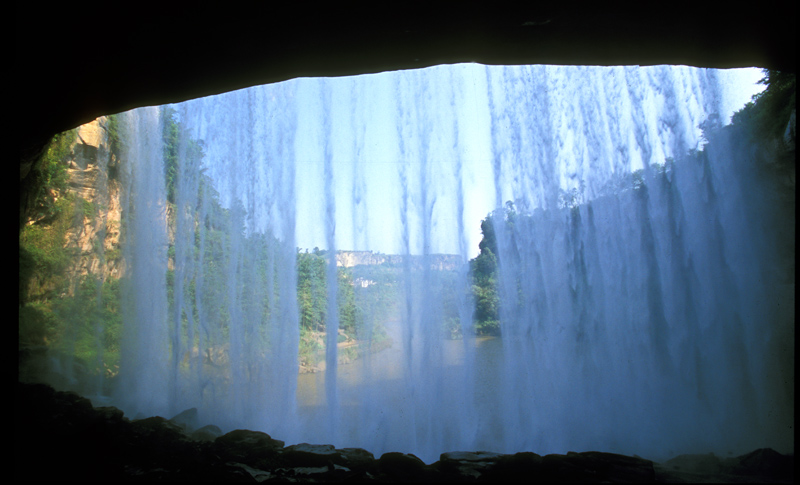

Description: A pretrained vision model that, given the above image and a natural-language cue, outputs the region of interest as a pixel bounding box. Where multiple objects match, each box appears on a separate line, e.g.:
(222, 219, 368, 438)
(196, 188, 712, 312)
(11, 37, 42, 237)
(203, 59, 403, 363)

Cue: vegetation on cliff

(18, 107, 400, 386)
(732, 70, 796, 144)
(19, 123, 124, 387)
(467, 69, 795, 337)
(19, 68, 793, 389)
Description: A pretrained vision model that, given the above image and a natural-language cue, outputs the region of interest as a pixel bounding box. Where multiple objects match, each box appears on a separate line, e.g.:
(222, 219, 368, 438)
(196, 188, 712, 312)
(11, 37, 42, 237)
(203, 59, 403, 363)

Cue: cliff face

(19, 117, 126, 386)
(336, 250, 463, 271)
(66, 118, 125, 279)
(61, 118, 125, 284)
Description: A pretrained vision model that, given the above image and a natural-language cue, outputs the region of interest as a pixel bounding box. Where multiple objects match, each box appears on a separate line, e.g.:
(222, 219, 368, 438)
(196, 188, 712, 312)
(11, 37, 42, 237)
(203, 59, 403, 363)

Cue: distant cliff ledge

(335, 250, 463, 271)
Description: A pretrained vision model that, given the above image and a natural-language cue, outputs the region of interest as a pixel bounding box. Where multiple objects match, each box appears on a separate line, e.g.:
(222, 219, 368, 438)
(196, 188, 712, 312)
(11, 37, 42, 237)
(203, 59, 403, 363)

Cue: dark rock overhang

(17, 4, 796, 156)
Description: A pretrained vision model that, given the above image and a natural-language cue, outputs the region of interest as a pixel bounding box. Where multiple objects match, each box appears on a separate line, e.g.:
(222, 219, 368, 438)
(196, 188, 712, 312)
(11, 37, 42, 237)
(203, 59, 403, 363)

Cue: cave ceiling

(17, 4, 796, 156)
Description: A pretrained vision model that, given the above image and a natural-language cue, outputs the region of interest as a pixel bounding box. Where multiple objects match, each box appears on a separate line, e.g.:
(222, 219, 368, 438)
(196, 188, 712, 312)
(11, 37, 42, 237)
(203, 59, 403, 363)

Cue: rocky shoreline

(16, 382, 793, 482)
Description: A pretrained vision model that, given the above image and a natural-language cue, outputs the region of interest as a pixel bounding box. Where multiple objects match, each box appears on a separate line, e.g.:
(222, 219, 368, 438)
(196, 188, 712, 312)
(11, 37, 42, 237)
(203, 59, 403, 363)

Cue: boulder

(190, 424, 223, 442)
(656, 449, 794, 483)
(339, 447, 378, 472)
(723, 448, 794, 479)
(560, 451, 656, 482)
(282, 443, 339, 468)
(439, 451, 505, 479)
(212, 429, 285, 469)
(378, 452, 430, 480)
(168, 407, 200, 432)
(663, 452, 721, 475)
(15, 382, 795, 482)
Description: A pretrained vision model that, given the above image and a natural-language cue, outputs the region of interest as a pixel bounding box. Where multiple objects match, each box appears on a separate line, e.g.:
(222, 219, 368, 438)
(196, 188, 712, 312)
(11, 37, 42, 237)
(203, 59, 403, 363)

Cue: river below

(294, 318, 508, 459)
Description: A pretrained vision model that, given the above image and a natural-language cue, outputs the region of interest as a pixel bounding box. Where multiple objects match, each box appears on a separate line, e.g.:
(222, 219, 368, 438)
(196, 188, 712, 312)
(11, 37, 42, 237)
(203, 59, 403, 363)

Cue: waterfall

(115, 64, 792, 463)
(118, 107, 171, 417)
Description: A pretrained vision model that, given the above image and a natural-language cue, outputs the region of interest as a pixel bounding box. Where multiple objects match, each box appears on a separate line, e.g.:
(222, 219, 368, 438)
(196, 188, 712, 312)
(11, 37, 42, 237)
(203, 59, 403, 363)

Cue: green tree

(295, 250, 362, 335)
(25, 129, 77, 226)
(731, 69, 796, 143)
(162, 107, 180, 204)
(469, 214, 501, 335)
(297, 251, 327, 332)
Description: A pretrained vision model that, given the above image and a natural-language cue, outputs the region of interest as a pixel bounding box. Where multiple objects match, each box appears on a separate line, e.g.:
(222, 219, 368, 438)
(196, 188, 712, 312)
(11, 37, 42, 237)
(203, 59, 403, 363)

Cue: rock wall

(62, 118, 125, 285)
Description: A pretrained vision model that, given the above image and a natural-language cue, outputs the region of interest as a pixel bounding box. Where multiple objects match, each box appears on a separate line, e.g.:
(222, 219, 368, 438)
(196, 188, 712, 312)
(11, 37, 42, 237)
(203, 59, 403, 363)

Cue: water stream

(112, 64, 792, 463)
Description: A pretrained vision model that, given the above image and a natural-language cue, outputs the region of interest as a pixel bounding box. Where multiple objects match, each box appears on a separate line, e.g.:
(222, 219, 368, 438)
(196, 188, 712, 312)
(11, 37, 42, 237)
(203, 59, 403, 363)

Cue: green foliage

(295, 251, 362, 335)
(186, 182, 233, 340)
(731, 69, 796, 144)
(477, 217, 497, 258)
(20, 118, 126, 385)
(471, 247, 497, 286)
(28, 129, 77, 224)
(105, 113, 123, 158)
(20, 132, 77, 353)
(50, 275, 123, 373)
(297, 251, 328, 332)
(18, 301, 57, 347)
(162, 107, 180, 204)
(443, 316, 463, 339)
(337, 268, 361, 336)
(23, 103, 414, 384)
(79, 197, 95, 220)
(19, 271, 123, 379)
(298, 325, 324, 367)
(348, 263, 398, 344)
(469, 211, 503, 336)
(295, 250, 402, 366)
(161, 106, 206, 204)
(19, 196, 75, 305)
(467, 70, 797, 338)
(20, 168, 123, 364)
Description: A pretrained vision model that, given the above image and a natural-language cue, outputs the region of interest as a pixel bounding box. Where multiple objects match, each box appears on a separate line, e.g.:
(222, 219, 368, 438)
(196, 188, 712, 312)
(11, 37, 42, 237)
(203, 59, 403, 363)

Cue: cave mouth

(20, 61, 793, 466)
(17, 5, 795, 154)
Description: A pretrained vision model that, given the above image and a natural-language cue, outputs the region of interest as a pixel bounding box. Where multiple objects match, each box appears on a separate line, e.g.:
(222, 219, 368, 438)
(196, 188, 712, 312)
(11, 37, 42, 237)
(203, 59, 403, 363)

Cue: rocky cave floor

(16, 382, 793, 483)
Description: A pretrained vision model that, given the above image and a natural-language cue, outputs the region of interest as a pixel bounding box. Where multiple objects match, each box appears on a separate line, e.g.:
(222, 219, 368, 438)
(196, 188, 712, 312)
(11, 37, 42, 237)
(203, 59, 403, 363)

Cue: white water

(114, 64, 792, 463)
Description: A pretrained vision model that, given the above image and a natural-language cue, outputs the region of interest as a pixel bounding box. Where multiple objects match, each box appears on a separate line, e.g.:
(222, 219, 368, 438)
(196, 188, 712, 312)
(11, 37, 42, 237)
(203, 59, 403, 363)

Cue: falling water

(118, 107, 171, 416)
(114, 64, 792, 463)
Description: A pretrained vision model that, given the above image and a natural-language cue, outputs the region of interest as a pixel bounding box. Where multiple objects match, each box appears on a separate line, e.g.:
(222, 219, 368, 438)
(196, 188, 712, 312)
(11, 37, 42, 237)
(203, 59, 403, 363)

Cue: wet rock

(482, 451, 543, 482)
(168, 407, 200, 432)
(282, 443, 339, 467)
(339, 447, 378, 473)
(213, 429, 285, 469)
(191, 423, 224, 442)
(131, 415, 185, 440)
(280, 443, 379, 481)
(285, 465, 332, 476)
(663, 452, 721, 475)
(560, 451, 656, 482)
(229, 461, 273, 482)
(656, 449, 794, 483)
(724, 447, 794, 478)
(94, 405, 125, 423)
(378, 451, 430, 480)
(439, 451, 505, 479)
(15, 382, 795, 482)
